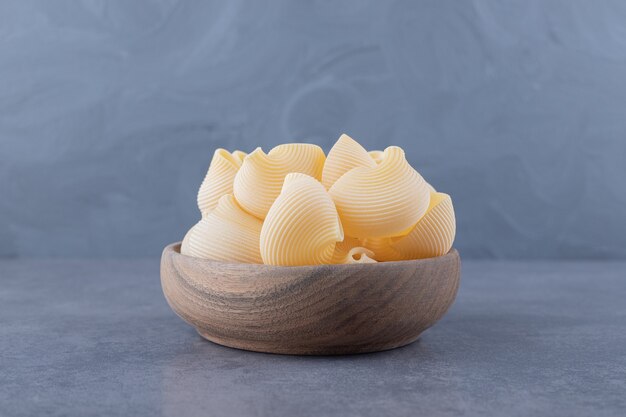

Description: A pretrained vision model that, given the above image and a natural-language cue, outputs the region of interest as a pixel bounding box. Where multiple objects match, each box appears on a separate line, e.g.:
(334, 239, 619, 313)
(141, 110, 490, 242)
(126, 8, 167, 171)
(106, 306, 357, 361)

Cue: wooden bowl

(160, 242, 461, 355)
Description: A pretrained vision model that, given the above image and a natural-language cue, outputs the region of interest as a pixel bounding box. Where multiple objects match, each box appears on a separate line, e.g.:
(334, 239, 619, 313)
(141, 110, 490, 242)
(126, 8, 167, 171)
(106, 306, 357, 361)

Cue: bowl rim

(163, 242, 460, 272)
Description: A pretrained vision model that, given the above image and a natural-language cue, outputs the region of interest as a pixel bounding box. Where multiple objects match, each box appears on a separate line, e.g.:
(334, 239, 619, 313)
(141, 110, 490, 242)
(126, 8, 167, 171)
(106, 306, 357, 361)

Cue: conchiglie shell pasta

(322, 134, 376, 189)
(232, 150, 247, 163)
(360, 237, 403, 262)
(329, 146, 431, 238)
(331, 237, 377, 264)
(260, 173, 343, 266)
(181, 194, 263, 263)
(234, 144, 326, 219)
(390, 192, 456, 259)
(374, 149, 438, 190)
(368, 150, 384, 164)
(343, 247, 377, 264)
(197, 149, 243, 216)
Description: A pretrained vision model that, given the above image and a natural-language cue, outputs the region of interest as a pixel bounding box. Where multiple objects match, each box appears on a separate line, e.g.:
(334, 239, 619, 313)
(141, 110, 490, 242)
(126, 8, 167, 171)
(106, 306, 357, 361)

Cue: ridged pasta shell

(322, 134, 376, 189)
(360, 237, 402, 262)
(181, 194, 263, 263)
(260, 173, 343, 266)
(328, 146, 431, 238)
(390, 192, 456, 259)
(368, 150, 384, 164)
(232, 150, 247, 163)
(197, 149, 244, 216)
(331, 237, 377, 264)
(234, 143, 326, 219)
(376, 149, 437, 191)
(382, 151, 435, 192)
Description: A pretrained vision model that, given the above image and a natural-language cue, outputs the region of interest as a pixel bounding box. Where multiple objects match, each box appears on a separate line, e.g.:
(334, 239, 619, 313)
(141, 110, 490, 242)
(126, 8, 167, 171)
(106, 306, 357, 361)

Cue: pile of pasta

(181, 134, 455, 266)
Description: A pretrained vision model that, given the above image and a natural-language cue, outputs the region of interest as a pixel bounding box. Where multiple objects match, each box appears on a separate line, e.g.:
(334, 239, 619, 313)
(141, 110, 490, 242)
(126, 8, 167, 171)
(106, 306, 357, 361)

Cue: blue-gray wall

(1, 1, 625, 259)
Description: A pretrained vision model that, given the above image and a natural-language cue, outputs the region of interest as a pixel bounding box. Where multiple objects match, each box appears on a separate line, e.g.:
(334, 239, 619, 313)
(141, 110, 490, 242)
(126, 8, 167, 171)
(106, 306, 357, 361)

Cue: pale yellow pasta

(330, 236, 360, 262)
(385, 152, 435, 192)
(185, 136, 456, 265)
(329, 146, 431, 238)
(381, 152, 435, 191)
(181, 194, 263, 263)
(360, 237, 402, 262)
(344, 247, 376, 264)
(234, 144, 326, 219)
(232, 150, 247, 163)
(380, 149, 436, 192)
(331, 237, 377, 264)
(322, 134, 376, 189)
(260, 173, 343, 266)
(390, 192, 456, 259)
(368, 150, 384, 164)
(197, 149, 243, 216)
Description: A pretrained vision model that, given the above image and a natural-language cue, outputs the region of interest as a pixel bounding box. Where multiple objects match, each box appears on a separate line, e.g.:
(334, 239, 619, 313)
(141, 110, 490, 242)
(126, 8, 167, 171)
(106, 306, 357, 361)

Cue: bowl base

(196, 327, 422, 355)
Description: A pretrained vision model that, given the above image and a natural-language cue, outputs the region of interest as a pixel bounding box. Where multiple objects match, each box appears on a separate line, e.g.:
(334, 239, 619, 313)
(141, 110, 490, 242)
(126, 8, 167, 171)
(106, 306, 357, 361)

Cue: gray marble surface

(1, 258, 625, 417)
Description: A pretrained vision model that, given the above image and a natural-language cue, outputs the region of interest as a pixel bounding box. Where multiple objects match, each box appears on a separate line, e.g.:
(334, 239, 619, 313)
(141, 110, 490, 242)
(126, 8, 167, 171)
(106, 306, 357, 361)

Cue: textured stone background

(1, 1, 625, 259)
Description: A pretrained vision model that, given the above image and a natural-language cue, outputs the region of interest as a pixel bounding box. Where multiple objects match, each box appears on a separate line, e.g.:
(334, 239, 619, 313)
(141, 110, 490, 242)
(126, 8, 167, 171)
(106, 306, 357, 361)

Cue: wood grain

(160, 242, 461, 355)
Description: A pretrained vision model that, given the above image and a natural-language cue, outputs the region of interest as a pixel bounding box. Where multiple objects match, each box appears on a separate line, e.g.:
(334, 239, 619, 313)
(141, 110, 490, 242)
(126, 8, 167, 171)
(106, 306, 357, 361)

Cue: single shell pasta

(373, 151, 437, 192)
(181, 194, 263, 263)
(260, 173, 343, 266)
(322, 134, 376, 189)
(234, 143, 326, 219)
(368, 150, 384, 164)
(343, 247, 377, 264)
(197, 149, 244, 216)
(331, 237, 377, 264)
(232, 150, 247, 163)
(390, 192, 456, 259)
(329, 146, 431, 238)
(360, 237, 403, 262)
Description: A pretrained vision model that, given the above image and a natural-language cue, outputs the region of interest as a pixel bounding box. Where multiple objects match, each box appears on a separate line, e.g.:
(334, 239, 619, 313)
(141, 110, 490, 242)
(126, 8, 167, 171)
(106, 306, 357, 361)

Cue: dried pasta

(390, 192, 456, 259)
(232, 150, 247, 163)
(182, 135, 456, 265)
(360, 237, 402, 262)
(331, 237, 377, 264)
(329, 146, 431, 238)
(197, 149, 244, 216)
(260, 173, 343, 266)
(368, 150, 384, 164)
(322, 134, 376, 189)
(181, 194, 263, 263)
(234, 143, 326, 219)
(373, 149, 436, 191)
